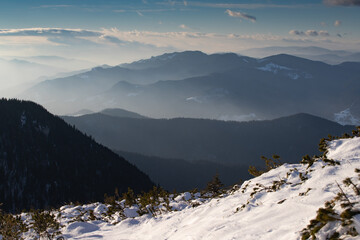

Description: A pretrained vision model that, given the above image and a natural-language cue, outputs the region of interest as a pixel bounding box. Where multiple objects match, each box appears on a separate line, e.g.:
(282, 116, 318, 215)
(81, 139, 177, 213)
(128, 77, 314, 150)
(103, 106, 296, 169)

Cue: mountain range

(240, 46, 360, 65)
(62, 109, 355, 191)
(21, 51, 360, 125)
(63, 111, 354, 165)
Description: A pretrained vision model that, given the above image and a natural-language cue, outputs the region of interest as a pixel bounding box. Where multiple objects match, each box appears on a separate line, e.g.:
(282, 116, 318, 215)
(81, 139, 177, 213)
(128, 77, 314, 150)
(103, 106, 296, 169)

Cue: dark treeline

(0, 99, 154, 213)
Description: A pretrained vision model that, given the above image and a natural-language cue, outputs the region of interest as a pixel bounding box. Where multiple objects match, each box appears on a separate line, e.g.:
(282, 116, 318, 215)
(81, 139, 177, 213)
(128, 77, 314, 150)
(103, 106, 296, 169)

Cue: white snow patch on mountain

(257, 62, 291, 73)
(334, 108, 360, 126)
(218, 113, 258, 122)
(288, 72, 300, 80)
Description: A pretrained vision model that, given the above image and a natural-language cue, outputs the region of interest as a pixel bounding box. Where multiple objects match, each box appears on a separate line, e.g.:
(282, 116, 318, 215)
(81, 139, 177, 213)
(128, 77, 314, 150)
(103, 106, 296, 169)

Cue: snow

(327, 137, 360, 161)
(13, 137, 360, 239)
(334, 108, 360, 126)
(161, 53, 177, 60)
(257, 62, 291, 73)
(257, 63, 308, 80)
(287, 73, 300, 80)
(218, 113, 258, 122)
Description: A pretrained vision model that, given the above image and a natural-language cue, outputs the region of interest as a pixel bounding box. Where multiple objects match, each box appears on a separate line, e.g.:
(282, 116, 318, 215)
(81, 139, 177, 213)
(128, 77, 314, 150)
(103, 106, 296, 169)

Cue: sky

(0, 0, 359, 65)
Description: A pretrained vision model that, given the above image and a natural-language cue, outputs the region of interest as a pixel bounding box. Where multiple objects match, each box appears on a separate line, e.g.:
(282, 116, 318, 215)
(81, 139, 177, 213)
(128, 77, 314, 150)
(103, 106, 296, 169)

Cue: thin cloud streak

(323, 0, 360, 6)
(225, 10, 256, 22)
(113, 8, 175, 13)
(33, 5, 73, 9)
(0, 28, 100, 37)
(157, 1, 316, 9)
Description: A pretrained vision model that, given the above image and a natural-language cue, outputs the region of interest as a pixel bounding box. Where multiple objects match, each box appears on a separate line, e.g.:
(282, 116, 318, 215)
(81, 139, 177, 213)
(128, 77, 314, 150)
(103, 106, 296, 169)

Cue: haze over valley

(1, 0, 360, 239)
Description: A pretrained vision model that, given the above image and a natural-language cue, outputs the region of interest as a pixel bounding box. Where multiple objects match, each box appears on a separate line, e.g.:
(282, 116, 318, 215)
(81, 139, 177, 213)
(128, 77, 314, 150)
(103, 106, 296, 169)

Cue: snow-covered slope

(12, 136, 360, 240)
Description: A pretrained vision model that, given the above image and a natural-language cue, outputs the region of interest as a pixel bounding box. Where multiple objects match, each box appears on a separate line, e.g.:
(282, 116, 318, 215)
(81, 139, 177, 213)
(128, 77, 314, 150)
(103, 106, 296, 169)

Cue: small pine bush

(205, 174, 224, 195)
(0, 211, 27, 240)
(30, 210, 61, 240)
(122, 188, 136, 207)
(248, 155, 282, 177)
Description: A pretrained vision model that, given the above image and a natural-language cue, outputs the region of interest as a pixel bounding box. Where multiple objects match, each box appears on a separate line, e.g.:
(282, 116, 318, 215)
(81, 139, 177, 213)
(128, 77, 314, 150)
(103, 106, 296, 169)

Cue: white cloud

(0, 28, 100, 37)
(319, 30, 330, 36)
(334, 20, 342, 26)
(289, 30, 305, 36)
(34, 5, 72, 9)
(306, 30, 319, 36)
(179, 24, 189, 29)
(289, 29, 329, 37)
(0, 27, 356, 66)
(225, 9, 256, 22)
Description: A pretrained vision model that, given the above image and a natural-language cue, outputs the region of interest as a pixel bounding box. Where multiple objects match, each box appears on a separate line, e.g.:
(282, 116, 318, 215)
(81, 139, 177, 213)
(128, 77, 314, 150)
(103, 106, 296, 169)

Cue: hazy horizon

(1, 0, 359, 109)
(1, 0, 359, 63)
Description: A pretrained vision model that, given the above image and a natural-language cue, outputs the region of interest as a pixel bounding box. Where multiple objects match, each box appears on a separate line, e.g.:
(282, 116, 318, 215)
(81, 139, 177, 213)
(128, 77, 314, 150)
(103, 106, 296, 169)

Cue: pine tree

(122, 187, 136, 207)
(30, 210, 61, 240)
(205, 174, 224, 195)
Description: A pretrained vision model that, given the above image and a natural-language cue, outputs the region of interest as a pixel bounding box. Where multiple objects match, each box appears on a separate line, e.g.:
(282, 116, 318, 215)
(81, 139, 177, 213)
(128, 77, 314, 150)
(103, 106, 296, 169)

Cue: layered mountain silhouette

(240, 46, 360, 64)
(0, 99, 153, 212)
(63, 111, 354, 190)
(22, 51, 360, 124)
(114, 150, 249, 192)
(100, 108, 148, 119)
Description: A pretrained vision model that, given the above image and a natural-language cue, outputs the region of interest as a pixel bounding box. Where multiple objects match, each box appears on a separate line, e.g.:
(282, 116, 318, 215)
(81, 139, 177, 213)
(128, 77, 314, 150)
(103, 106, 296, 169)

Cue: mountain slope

(115, 150, 249, 192)
(62, 112, 354, 165)
(0, 99, 154, 212)
(81, 137, 360, 240)
(14, 133, 360, 240)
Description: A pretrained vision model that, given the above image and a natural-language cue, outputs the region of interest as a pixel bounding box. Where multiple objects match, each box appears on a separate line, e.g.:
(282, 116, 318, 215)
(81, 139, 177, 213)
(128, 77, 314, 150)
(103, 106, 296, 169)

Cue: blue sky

(0, 0, 359, 64)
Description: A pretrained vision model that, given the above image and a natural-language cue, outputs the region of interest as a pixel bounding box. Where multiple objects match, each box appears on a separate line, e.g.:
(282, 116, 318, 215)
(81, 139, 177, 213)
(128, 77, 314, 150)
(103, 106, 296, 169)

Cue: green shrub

(248, 155, 282, 177)
(122, 187, 136, 207)
(205, 174, 224, 195)
(0, 211, 27, 240)
(30, 210, 61, 240)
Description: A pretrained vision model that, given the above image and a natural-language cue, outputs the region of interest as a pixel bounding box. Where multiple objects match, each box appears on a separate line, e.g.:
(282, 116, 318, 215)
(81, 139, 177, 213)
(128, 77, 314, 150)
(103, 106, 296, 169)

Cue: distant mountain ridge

(240, 46, 360, 64)
(21, 51, 360, 124)
(100, 108, 148, 119)
(0, 99, 153, 212)
(62, 112, 355, 166)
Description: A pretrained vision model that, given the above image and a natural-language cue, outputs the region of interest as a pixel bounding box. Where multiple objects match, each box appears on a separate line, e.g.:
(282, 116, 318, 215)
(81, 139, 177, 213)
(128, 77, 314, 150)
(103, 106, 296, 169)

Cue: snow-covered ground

(9, 136, 360, 239)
